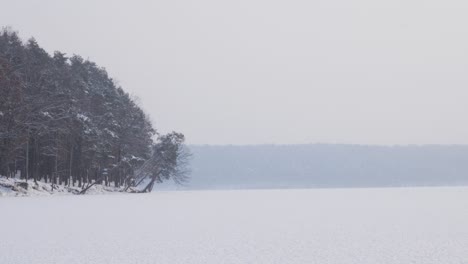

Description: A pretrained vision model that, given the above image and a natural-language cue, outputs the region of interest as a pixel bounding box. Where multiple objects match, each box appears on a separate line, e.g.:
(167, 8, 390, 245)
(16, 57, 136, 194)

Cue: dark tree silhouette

(0, 28, 190, 192)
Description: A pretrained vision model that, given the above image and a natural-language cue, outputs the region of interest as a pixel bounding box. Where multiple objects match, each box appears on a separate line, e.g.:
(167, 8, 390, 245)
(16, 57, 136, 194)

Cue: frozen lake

(1, 187, 467, 264)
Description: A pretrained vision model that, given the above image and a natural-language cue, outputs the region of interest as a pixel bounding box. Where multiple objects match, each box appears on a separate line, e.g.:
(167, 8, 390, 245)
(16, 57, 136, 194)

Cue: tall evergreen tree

(0, 28, 189, 191)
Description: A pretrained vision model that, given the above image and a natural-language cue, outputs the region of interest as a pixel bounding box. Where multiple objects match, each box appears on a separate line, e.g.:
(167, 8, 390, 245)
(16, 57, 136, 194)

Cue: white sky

(2, 0, 468, 145)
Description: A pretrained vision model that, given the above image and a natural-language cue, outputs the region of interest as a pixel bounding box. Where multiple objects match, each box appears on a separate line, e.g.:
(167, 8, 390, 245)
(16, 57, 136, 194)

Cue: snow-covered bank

(0, 187, 467, 264)
(0, 177, 122, 197)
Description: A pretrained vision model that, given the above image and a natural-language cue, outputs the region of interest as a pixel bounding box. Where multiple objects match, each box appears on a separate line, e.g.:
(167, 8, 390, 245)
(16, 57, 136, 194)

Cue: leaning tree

(133, 132, 191, 193)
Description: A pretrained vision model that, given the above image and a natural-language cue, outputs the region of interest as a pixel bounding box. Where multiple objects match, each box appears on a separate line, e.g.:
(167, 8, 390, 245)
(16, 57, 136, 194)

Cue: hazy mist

(2, 0, 468, 145)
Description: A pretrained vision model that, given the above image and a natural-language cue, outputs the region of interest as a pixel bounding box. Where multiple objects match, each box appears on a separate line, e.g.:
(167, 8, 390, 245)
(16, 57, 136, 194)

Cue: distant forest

(0, 28, 189, 192)
(188, 145, 468, 189)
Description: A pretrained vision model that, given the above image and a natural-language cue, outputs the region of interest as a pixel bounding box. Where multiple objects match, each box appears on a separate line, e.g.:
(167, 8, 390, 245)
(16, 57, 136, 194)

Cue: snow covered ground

(1, 187, 467, 264)
(0, 177, 123, 197)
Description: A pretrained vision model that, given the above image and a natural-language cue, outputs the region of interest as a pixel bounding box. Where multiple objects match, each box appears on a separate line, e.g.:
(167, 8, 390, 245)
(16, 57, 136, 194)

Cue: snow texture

(1, 187, 467, 264)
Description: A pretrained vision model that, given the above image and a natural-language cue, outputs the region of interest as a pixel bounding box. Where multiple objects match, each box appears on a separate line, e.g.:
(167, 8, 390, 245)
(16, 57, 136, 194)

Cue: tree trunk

(141, 176, 157, 193)
(25, 139, 29, 182)
(68, 145, 73, 186)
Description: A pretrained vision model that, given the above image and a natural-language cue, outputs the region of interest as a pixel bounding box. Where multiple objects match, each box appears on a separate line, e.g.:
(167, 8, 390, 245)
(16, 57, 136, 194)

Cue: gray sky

(2, 0, 468, 145)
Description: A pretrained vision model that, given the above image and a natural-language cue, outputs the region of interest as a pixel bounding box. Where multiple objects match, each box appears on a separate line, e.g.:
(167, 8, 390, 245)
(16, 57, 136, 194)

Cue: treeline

(0, 28, 188, 191)
(189, 145, 468, 189)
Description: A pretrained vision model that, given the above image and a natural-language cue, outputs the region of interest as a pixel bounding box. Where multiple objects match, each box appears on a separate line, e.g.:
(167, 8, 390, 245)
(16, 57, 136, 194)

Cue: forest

(0, 28, 189, 193)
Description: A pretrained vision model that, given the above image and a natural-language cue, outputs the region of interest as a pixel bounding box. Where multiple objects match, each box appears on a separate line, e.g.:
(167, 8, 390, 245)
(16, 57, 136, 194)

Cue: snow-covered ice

(1, 187, 467, 264)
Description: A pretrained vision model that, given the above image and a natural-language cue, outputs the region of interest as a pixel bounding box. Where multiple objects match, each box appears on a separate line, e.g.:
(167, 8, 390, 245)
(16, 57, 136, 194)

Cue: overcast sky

(2, 0, 468, 145)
